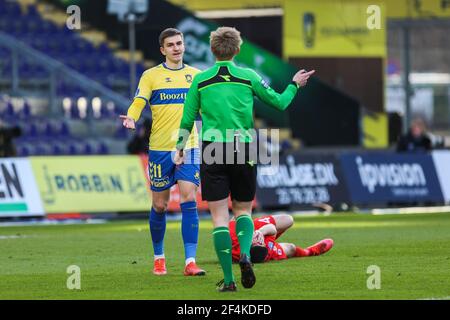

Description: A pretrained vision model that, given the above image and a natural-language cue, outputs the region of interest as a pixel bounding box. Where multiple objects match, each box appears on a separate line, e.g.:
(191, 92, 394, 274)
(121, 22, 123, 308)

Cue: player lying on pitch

(229, 214, 334, 263)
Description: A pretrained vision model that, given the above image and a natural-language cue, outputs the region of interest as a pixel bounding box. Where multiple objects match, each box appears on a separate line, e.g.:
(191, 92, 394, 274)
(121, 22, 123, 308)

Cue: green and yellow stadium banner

(171, 0, 450, 16)
(283, 0, 386, 58)
(283, 0, 450, 58)
(168, 0, 283, 10)
(30, 156, 151, 213)
(387, 0, 450, 18)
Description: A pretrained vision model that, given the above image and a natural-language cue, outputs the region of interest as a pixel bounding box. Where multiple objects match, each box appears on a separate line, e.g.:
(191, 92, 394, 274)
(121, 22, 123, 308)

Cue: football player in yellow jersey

(120, 28, 205, 277)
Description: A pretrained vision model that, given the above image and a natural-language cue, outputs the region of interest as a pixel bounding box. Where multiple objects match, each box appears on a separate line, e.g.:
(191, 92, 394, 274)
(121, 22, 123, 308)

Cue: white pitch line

(417, 296, 450, 300)
(0, 235, 28, 239)
(371, 206, 450, 215)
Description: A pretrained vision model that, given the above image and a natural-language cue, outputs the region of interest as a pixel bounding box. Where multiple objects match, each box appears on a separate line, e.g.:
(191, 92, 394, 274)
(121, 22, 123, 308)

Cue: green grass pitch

(0, 212, 449, 300)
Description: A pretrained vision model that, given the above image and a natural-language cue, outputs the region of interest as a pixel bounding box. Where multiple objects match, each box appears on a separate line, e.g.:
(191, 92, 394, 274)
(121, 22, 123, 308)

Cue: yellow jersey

(127, 63, 200, 151)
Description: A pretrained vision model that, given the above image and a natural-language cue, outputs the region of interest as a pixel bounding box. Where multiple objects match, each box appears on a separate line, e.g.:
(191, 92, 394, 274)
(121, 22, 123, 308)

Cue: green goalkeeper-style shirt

(176, 60, 299, 149)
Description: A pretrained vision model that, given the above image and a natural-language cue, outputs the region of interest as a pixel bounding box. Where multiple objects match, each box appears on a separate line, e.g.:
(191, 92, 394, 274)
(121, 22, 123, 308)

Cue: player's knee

(180, 190, 196, 203)
(285, 214, 294, 227)
(152, 200, 168, 213)
(277, 214, 294, 228)
(179, 183, 197, 203)
(288, 243, 297, 256)
(231, 200, 252, 215)
(284, 243, 296, 257)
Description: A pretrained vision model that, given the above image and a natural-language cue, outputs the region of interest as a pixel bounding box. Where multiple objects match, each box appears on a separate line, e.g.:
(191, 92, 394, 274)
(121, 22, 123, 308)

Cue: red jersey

(229, 215, 287, 262)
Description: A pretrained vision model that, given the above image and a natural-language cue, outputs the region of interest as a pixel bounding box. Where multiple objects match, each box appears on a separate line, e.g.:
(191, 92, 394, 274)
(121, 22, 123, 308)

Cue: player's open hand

(119, 115, 136, 130)
(174, 149, 184, 165)
(293, 69, 315, 87)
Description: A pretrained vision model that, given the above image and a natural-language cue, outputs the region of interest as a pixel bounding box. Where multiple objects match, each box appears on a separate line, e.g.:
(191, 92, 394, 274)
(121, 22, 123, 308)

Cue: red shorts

(230, 215, 287, 262)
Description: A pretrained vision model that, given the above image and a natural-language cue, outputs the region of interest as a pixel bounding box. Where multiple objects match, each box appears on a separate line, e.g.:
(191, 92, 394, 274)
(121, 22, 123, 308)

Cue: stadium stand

(0, 0, 151, 156)
(0, 0, 301, 156)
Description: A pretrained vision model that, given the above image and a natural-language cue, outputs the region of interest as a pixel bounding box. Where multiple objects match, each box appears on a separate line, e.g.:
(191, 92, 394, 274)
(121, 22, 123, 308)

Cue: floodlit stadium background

(1, 0, 450, 217)
(1, 0, 450, 301)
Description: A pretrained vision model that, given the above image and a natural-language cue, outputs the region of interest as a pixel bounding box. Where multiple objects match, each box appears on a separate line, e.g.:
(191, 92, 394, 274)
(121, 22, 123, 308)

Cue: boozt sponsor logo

(150, 88, 189, 105)
(356, 157, 427, 193)
(159, 92, 186, 101)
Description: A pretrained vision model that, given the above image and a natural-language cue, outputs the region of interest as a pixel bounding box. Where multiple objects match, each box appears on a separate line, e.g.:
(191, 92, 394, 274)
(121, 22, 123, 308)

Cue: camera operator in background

(0, 120, 21, 157)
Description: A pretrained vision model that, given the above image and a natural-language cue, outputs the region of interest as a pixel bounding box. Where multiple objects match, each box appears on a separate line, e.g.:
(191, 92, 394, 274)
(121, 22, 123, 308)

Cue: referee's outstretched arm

(251, 69, 315, 111)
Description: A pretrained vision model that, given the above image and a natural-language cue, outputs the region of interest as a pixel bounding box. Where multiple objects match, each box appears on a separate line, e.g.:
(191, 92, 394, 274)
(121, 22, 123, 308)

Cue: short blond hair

(210, 27, 242, 60)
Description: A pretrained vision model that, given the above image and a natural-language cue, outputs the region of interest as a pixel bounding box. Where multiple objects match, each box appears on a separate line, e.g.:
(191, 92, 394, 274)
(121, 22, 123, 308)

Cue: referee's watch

(291, 81, 300, 89)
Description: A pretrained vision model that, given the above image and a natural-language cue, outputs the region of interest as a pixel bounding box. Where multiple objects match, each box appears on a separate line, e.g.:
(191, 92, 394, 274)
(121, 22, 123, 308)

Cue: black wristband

(291, 81, 300, 89)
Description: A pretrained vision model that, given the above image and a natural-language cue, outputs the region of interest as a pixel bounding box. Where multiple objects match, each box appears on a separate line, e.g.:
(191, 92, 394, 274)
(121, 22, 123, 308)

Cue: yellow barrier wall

(30, 156, 151, 213)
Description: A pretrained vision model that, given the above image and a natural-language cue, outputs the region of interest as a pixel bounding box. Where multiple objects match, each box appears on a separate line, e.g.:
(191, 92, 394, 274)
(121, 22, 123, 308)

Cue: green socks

(236, 214, 254, 258)
(212, 216, 253, 286)
(213, 227, 234, 285)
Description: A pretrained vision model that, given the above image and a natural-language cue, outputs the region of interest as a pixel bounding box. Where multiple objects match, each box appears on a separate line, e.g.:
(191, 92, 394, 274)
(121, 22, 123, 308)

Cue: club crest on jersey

(165, 77, 172, 82)
(185, 74, 193, 83)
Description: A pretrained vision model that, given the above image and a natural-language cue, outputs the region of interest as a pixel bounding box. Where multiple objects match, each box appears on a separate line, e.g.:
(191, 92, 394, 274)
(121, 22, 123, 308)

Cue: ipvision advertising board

(340, 153, 444, 205)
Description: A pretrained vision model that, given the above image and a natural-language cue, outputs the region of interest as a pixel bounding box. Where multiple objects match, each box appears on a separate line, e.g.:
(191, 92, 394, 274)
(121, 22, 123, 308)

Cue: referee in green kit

(175, 26, 315, 292)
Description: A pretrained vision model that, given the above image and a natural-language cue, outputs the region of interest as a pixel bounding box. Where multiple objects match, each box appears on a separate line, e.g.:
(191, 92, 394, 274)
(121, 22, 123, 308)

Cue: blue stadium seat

(5, 101, 15, 117)
(82, 142, 93, 155)
(43, 121, 54, 137)
(0, 47, 9, 59)
(0, 4, 143, 156)
(97, 43, 110, 54)
(28, 122, 40, 138)
(16, 144, 31, 157)
(98, 142, 109, 155)
(59, 121, 70, 137)
(18, 101, 32, 119)
(26, 5, 40, 18)
(4, 2, 21, 16)
(115, 124, 129, 139)
(33, 143, 48, 156)
(101, 104, 116, 119)
(68, 142, 79, 155)
(51, 142, 65, 155)
(69, 103, 81, 119)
